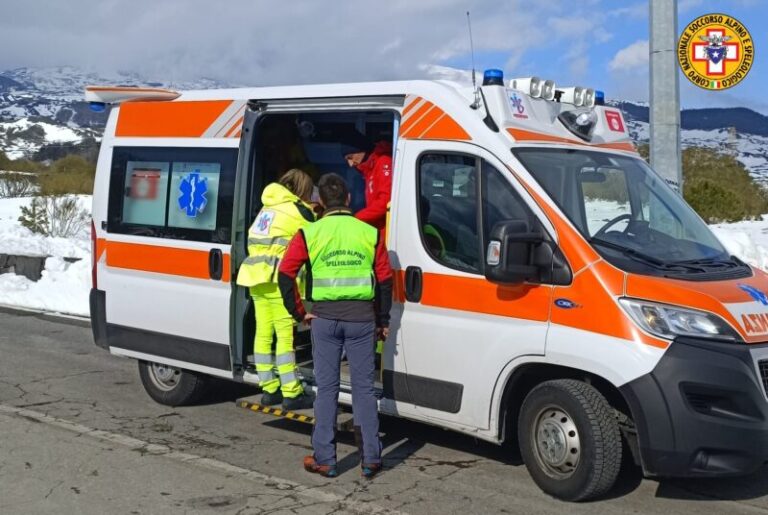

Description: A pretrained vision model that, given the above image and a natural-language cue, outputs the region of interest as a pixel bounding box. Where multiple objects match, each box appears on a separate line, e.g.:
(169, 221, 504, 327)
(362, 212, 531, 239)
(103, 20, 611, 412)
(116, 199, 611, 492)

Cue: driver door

(392, 140, 553, 429)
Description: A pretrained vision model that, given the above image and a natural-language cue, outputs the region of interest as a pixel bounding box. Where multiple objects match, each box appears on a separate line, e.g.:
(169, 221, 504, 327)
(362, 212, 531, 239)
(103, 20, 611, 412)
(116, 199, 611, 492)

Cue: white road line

(0, 404, 406, 515)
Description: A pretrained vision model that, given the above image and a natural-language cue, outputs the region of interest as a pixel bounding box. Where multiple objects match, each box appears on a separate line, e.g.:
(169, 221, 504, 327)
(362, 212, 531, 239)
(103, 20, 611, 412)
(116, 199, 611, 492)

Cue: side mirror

(485, 220, 544, 284)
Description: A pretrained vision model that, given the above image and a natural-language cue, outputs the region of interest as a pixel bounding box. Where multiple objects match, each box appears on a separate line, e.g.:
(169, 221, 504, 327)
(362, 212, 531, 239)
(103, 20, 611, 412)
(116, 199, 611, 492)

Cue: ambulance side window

(417, 153, 481, 273)
(107, 147, 237, 243)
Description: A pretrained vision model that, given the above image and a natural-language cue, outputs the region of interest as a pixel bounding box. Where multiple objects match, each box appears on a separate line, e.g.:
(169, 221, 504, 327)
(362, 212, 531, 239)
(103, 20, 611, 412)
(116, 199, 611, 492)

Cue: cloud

(609, 40, 649, 72)
(0, 0, 551, 86)
(608, 3, 647, 20)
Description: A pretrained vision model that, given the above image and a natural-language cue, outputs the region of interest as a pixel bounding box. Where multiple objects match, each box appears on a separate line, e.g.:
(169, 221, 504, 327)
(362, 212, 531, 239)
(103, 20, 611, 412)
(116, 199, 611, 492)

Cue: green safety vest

(236, 183, 313, 288)
(304, 213, 378, 301)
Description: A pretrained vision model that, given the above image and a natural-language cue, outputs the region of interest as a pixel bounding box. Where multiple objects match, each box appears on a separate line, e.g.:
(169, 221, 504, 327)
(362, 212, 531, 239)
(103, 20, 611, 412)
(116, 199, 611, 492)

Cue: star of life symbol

(739, 284, 768, 306)
(178, 171, 208, 218)
(692, 29, 739, 76)
(253, 210, 275, 235)
(510, 94, 525, 114)
(509, 93, 528, 120)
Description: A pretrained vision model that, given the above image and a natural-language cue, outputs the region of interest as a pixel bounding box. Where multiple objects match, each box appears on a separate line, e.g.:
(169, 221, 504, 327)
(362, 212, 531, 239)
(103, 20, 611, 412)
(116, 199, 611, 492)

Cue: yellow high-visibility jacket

(236, 183, 314, 288)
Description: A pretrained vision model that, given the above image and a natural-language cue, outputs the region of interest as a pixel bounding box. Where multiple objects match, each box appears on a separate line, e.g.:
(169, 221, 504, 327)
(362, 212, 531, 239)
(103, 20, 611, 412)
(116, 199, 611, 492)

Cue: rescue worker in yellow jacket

(236, 169, 316, 410)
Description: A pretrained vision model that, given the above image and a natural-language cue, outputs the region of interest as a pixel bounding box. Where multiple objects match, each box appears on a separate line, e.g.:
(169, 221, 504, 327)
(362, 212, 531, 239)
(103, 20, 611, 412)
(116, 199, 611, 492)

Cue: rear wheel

(138, 360, 209, 406)
(518, 379, 622, 501)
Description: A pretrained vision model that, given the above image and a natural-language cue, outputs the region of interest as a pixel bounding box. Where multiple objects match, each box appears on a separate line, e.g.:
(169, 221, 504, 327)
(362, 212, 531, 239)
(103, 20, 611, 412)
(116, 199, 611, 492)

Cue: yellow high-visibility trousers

(251, 283, 303, 398)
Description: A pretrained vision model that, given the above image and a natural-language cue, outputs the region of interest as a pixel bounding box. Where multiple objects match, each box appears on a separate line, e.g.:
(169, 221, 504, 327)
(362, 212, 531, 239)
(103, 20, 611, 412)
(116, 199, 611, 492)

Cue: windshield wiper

(589, 237, 672, 269)
(590, 238, 737, 274)
(671, 257, 739, 267)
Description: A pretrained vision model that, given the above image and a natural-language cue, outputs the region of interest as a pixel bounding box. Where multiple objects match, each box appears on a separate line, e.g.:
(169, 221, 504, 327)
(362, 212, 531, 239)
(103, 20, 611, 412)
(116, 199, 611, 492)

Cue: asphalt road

(3, 309, 768, 514)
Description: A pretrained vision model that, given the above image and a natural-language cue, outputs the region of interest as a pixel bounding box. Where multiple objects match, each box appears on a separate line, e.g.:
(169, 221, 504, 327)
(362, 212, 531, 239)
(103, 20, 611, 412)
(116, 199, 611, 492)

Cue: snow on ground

(0, 195, 90, 316)
(711, 218, 768, 271)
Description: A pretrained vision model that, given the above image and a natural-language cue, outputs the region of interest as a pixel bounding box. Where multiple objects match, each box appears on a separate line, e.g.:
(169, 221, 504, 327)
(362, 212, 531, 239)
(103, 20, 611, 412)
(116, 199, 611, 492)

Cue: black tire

(137, 360, 209, 406)
(518, 379, 622, 502)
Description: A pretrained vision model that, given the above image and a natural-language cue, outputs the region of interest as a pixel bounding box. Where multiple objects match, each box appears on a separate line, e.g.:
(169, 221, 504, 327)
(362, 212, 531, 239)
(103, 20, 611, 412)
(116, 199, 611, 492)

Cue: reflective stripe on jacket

(236, 183, 314, 288)
(303, 213, 378, 301)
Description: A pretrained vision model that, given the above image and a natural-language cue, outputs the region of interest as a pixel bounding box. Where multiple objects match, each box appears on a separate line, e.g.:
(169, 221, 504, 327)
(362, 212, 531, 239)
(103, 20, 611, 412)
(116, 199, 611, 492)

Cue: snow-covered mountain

(2, 66, 767, 184)
(611, 101, 768, 183)
(0, 66, 233, 159)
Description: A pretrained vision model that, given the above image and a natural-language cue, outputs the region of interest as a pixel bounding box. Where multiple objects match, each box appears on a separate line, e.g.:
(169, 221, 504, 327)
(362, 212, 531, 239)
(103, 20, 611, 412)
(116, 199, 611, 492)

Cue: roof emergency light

(595, 90, 606, 106)
(511, 77, 556, 100)
(559, 109, 598, 141)
(483, 69, 505, 86)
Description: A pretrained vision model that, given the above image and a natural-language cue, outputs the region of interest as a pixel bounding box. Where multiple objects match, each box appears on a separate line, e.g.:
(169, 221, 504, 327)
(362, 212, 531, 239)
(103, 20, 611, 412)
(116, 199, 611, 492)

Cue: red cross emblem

(691, 28, 740, 76)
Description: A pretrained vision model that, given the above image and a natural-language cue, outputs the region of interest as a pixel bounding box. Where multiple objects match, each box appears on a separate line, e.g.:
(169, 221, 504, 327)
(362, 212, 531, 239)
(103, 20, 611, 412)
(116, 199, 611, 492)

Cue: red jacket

(354, 141, 393, 230)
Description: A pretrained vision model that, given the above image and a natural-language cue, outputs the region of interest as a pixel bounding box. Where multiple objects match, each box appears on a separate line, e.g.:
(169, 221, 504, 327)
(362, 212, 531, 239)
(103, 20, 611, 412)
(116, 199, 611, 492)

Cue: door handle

(404, 266, 423, 303)
(209, 249, 223, 280)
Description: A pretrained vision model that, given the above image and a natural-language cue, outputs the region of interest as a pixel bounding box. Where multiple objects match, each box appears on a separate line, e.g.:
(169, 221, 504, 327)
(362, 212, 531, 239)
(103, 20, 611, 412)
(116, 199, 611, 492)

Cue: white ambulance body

(88, 72, 768, 500)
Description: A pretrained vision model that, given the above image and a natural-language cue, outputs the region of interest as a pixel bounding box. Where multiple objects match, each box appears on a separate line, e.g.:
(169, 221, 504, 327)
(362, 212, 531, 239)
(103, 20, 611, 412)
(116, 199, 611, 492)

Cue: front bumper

(620, 336, 768, 477)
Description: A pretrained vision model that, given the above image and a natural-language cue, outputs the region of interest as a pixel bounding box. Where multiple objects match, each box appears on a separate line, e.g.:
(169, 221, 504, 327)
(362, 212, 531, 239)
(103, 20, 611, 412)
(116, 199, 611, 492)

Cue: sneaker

(283, 392, 314, 411)
(303, 455, 338, 478)
(260, 390, 283, 406)
(361, 463, 382, 479)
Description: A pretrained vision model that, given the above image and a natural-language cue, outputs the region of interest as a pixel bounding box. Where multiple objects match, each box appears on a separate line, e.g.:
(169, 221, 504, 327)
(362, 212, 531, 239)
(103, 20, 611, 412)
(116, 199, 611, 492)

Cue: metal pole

(650, 0, 682, 190)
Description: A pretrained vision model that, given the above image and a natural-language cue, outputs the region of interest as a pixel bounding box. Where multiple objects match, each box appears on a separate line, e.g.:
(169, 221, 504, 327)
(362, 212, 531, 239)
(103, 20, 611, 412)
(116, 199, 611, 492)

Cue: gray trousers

(311, 318, 380, 466)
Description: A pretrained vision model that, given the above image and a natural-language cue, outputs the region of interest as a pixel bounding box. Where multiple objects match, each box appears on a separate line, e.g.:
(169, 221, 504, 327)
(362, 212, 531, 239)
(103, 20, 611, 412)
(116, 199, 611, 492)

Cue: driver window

(581, 167, 631, 236)
(418, 153, 480, 273)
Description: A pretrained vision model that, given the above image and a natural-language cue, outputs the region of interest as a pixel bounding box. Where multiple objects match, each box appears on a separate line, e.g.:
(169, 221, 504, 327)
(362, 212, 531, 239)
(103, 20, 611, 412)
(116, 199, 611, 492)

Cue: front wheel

(518, 379, 622, 502)
(138, 361, 209, 406)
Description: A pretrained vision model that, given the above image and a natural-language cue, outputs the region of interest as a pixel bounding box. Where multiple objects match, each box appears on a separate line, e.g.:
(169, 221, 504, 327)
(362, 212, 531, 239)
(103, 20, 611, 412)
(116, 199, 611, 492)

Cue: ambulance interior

(239, 111, 396, 387)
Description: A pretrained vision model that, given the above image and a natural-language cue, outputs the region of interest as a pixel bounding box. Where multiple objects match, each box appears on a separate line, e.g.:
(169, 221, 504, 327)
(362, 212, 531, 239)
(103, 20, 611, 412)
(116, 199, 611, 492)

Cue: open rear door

(229, 95, 405, 380)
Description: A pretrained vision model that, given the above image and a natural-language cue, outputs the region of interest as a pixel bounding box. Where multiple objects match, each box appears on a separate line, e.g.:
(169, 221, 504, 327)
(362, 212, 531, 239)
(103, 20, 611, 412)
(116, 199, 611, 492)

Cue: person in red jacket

(340, 131, 393, 231)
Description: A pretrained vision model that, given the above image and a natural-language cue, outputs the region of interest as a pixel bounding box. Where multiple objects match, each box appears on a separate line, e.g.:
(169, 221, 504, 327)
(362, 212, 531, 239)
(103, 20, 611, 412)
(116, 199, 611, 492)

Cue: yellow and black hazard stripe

(237, 400, 315, 425)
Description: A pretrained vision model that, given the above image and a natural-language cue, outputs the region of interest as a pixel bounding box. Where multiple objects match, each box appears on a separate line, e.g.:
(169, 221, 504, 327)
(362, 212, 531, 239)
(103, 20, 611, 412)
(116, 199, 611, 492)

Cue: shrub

(38, 155, 96, 195)
(636, 144, 768, 223)
(0, 172, 36, 198)
(18, 197, 49, 234)
(18, 196, 89, 238)
(682, 147, 768, 223)
(0, 151, 11, 170)
(685, 180, 745, 222)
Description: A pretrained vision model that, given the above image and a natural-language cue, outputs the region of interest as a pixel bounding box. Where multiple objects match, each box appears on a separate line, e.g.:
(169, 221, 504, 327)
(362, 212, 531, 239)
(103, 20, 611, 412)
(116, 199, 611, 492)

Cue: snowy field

(1, 196, 768, 317)
(0, 196, 90, 315)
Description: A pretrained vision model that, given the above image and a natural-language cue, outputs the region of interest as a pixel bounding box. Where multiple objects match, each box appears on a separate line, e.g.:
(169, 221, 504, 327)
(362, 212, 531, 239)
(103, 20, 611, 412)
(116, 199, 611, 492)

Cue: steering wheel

(594, 214, 632, 238)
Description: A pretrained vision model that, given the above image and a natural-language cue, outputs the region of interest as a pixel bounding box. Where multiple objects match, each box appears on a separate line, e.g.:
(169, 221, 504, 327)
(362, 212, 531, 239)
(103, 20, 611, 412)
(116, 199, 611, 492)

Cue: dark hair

(318, 173, 349, 208)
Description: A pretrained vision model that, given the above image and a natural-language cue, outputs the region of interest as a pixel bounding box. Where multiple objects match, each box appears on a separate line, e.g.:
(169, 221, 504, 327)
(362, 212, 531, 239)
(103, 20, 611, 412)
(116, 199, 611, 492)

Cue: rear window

(107, 147, 238, 243)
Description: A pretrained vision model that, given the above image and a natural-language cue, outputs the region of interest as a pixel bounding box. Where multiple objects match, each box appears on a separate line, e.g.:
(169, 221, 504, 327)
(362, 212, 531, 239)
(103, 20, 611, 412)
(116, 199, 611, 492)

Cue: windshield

(513, 148, 745, 278)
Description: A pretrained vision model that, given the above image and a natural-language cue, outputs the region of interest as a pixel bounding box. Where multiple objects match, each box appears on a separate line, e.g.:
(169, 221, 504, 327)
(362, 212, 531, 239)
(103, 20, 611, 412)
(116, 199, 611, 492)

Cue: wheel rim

(531, 405, 581, 479)
(148, 363, 182, 392)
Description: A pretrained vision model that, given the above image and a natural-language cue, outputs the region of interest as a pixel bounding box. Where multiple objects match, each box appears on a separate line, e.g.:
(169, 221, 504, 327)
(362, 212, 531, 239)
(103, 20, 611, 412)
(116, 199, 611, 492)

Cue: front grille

(759, 360, 768, 397)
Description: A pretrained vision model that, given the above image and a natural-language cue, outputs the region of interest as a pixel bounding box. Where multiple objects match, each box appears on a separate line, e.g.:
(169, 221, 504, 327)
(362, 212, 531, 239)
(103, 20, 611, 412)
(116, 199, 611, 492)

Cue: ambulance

(87, 70, 768, 501)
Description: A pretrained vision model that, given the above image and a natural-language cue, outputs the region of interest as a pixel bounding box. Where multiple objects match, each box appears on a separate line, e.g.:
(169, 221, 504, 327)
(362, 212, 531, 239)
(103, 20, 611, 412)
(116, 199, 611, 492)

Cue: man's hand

(376, 326, 390, 340)
(303, 313, 317, 326)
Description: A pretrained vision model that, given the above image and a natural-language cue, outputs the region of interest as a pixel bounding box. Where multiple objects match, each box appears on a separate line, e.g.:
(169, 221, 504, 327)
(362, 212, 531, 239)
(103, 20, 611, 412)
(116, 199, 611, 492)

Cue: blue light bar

(482, 69, 504, 86)
(594, 90, 606, 106)
(89, 102, 106, 113)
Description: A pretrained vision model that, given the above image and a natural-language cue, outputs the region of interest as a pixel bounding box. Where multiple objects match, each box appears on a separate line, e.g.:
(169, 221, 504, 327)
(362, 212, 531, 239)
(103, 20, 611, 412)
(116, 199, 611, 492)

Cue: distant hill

(0, 66, 233, 160)
(612, 101, 768, 137)
(0, 66, 766, 184)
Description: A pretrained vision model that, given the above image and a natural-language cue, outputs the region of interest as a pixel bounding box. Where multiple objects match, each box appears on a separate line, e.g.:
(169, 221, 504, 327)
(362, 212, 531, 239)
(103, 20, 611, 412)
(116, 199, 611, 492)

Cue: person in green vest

(236, 168, 316, 410)
(278, 173, 393, 479)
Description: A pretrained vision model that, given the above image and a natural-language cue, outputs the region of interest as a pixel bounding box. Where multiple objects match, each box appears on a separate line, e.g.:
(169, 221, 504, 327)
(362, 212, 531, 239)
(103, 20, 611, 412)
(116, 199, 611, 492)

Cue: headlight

(618, 298, 741, 342)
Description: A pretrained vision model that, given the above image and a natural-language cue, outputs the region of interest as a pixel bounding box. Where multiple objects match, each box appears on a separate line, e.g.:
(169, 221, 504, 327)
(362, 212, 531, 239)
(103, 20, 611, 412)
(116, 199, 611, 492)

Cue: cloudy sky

(2, 0, 766, 111)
